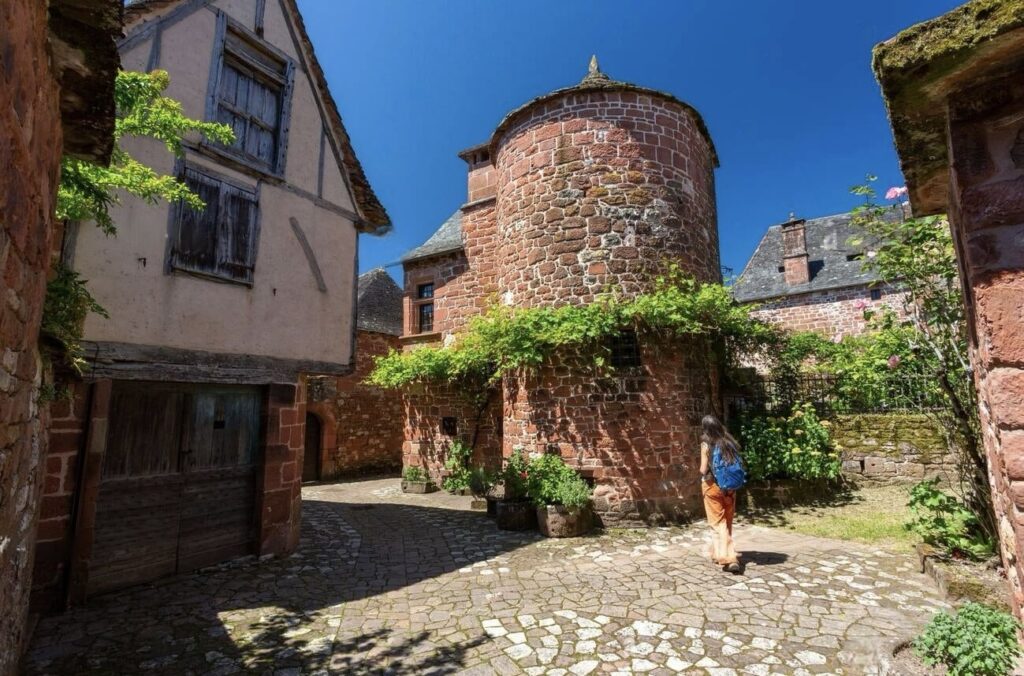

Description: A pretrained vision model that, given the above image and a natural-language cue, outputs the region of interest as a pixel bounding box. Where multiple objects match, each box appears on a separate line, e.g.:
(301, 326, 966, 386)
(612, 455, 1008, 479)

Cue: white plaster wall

(74, 0, 363, 367)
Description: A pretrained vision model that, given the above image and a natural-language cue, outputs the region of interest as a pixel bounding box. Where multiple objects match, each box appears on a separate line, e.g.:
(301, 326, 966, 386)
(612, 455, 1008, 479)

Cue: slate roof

(400, 210, 464, 263)
(732, 211, 896, 303)
(356, 269, 403, 336)
(123, 0, 391, 233)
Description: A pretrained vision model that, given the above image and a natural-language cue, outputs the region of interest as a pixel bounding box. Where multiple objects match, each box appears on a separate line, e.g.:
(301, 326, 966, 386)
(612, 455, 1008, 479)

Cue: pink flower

(519, 471, 528, 480)
(853, 300, 867, 310)
(831, 333, 843, 344)
(887, 355, 901, 369)
(885, 186, 908, 200)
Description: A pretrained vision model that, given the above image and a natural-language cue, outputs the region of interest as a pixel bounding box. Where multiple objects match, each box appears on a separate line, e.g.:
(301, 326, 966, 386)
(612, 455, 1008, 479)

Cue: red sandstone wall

(0, 0, 65, 669)
(503, 338, 715, 524)
(402, 383, 503, 479)
(493, 90, 720, 308)
(403, 201, 498, 341)
(260, 381, 305, 555)
(750, 286, 909, 337)
(307, 330, 403, 478)
(945, 69, 1024, 617)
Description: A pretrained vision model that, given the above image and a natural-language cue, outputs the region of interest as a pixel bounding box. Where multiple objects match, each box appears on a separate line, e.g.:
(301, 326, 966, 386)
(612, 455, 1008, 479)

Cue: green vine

(41, 264, 109, 373)
(368, 266, 776, 390)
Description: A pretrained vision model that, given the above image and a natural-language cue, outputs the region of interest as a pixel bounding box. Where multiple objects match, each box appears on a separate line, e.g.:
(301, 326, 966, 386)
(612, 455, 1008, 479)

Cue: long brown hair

(702, 415, 741, 465)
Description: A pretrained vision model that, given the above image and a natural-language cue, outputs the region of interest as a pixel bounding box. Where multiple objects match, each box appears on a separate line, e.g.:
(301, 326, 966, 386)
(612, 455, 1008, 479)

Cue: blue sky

(299, 0, 962, 281)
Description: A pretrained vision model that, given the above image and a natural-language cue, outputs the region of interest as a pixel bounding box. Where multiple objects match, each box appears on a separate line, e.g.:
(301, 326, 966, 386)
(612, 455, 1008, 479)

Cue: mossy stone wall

(831, 413, 955, 481)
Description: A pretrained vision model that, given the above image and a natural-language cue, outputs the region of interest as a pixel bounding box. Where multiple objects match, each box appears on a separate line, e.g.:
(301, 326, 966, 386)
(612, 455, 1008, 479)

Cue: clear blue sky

(299, 0, 962, 281)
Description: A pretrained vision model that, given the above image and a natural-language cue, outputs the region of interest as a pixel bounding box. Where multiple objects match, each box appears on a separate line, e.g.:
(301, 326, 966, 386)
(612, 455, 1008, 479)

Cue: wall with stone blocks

(832, 413, 956, 482)
(307, 330, 403, 479)
(0, 0, 65, 670)
(750, 286, 908, 338)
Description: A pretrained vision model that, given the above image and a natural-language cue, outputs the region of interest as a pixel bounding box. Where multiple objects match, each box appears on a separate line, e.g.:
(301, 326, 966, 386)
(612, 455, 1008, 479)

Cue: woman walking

(699, 414, 746, 574)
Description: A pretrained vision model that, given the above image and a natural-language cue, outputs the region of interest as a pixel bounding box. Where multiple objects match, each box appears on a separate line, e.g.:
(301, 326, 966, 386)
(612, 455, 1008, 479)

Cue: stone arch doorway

(303, 412, 322, 482)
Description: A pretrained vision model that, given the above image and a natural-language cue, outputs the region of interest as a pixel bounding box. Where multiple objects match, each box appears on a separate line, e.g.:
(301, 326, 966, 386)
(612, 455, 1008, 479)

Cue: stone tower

(401, 58, 722, 524)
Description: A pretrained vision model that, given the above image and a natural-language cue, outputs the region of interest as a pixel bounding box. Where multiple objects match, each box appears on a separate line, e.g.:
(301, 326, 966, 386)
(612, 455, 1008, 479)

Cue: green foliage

(736, 403, 840, 481)
(368, 265, 776, 389)
(41, 264, 109, 373)
(913, 602, 1021, 676)
(468, 466, 498, 498)
(906, 478, 993, 560)
(441, 440, 473, 493)
(402, 466, 427, 482)
(526, 454, 593, 510)
(501, 449, 531, 501)
(849, 177, 989, 541)
(57, 70, 234, 235)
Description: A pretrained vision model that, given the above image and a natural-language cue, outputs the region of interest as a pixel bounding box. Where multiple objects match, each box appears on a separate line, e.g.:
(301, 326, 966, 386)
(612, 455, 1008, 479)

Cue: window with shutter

(170, 167, 259, 285)
(213, 27, 291, 174)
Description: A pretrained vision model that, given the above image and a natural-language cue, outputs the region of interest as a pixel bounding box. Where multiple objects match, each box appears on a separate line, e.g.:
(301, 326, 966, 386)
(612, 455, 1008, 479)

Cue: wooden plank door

(88, 383, 188, 597)
(176, 386, 261, 572)
(303, 413, 320, 482)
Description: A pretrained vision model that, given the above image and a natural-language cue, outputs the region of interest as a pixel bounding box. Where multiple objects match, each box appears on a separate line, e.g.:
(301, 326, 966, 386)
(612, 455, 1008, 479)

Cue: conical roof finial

(581, 54, 610, 84)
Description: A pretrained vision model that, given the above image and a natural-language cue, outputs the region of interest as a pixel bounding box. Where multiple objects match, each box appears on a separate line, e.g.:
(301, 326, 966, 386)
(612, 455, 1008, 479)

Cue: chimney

(781, 213, 809, 286)
(457, 143, 496, 203)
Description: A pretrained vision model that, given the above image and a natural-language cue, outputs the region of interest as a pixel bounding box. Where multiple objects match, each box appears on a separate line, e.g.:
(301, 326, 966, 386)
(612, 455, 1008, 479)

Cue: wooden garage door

(89, 383, 261, 596)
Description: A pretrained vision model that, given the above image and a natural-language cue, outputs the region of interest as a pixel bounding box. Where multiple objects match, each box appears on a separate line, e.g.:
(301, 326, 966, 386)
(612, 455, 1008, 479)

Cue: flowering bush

(736, 403, 839, 481)
(526, 454, 592, 510)
(501, 449, 531, 501)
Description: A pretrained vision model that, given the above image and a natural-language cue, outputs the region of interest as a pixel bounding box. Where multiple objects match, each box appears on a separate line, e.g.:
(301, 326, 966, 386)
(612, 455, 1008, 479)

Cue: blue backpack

(712, 444, 747, 491)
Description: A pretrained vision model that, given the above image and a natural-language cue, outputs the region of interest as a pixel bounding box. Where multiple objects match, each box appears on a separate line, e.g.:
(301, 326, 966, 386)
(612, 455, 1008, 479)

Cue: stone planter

(537, 504, 593, 538)
(401, 479, 437, 494)
(470, 498, 488, 511)
(496, 499, 537, 531)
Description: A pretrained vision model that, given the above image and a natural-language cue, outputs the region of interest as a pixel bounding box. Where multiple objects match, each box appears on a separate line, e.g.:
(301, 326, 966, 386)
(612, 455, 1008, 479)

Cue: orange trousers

(702, 480, 738, 565)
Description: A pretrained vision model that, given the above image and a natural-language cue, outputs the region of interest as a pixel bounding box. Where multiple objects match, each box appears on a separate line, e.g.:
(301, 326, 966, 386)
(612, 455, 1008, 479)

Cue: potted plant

(401, 466, 437, 494)
(495, 449, 537, 531)
(468, 466, 497, 512)
(527, 454, 594, 538)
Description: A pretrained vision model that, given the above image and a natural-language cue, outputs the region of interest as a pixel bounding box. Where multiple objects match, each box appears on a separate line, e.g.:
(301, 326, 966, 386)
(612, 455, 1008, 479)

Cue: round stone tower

(490, 58, 723, 525)
(490, 56, 720, 308)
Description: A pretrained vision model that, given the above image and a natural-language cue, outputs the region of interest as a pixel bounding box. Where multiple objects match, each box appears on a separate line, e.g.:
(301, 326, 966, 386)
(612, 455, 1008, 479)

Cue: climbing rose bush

(735, 403, 839, 481)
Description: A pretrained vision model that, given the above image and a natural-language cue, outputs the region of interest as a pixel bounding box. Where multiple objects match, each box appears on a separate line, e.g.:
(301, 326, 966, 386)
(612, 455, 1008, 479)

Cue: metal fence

(724, 373, 944, 418)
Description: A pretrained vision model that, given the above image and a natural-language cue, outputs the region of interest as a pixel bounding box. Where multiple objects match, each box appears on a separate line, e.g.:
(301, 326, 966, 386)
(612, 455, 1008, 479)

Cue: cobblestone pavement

(25, 478, 948, 675)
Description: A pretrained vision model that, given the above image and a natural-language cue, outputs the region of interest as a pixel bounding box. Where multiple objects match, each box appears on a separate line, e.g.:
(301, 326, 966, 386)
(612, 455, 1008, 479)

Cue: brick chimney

(781, 213, 809, 285)
(457, 143, 496, 203)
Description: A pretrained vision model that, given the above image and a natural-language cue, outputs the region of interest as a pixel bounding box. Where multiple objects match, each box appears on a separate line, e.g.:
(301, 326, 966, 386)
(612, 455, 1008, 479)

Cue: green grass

(742, 483, 921, 553)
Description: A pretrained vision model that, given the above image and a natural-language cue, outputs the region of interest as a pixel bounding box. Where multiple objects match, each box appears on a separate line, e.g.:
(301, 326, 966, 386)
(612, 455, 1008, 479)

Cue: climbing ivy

(367, 266, 777, 389)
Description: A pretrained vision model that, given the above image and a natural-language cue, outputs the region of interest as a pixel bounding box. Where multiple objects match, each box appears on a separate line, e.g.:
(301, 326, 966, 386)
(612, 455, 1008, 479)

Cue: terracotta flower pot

(401, 480, 437, 494)
(537, 504, 593, 538)
(496, 499, 537, 531)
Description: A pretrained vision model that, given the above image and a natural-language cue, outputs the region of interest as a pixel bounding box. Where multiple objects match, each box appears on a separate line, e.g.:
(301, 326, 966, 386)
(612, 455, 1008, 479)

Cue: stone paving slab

(24, 478, 948, 675)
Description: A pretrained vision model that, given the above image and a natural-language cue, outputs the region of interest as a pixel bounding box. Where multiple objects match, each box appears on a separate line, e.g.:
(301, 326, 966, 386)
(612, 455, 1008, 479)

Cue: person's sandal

(724, 562, 741, 574)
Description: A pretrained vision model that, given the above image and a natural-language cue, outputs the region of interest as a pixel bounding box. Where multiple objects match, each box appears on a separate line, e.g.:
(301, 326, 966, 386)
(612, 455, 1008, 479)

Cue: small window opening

(441, 416, 457, 436)
(777, 265, 785, 273)
(609, 330, 642, 369)
(870, 288, 882, 301)
(417, 283, 434, 299)
(418, 303, 434, 333)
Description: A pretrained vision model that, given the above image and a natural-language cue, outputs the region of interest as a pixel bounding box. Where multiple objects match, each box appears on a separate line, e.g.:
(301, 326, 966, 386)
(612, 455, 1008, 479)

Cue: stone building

(306, 269, 404, 481)
(0, 1, 122, 671)
(874, 0, 1024, 620)
(30, 0, 389, 609)
(400, 58, 722, 524)
(733, 211, 907, 337)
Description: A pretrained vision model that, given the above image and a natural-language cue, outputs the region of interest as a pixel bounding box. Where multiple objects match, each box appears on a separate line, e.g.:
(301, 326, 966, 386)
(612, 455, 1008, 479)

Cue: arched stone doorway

(303, 412, 321, 482)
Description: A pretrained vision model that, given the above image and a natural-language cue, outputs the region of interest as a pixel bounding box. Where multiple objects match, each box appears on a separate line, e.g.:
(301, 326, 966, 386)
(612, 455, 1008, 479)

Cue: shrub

(736, 402, 839, 481)
(402, 466, 427, 482)
(501, 449, 530, 501)
(913, 602, 1021, 676)
(526, 454, 592, 510)
(906, 478, 993, 560)
(441, 440, 472, 493)
(469, 466, 497, 498)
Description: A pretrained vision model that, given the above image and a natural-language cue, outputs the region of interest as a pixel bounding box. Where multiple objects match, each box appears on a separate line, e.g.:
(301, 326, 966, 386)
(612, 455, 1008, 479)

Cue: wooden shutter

(172, 170, 221, 275)
(218, 184, 258, 284)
